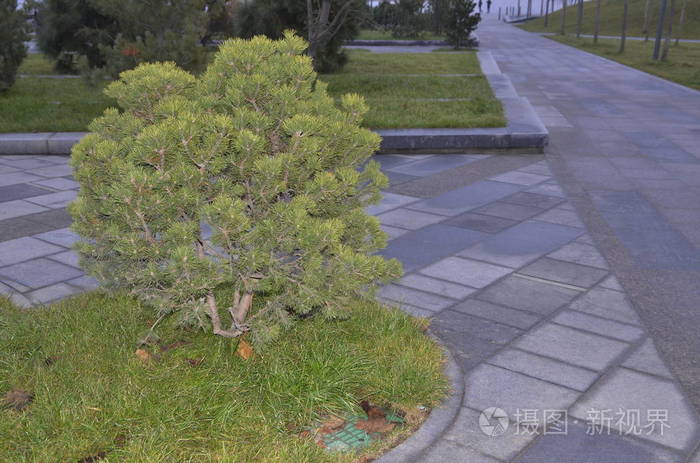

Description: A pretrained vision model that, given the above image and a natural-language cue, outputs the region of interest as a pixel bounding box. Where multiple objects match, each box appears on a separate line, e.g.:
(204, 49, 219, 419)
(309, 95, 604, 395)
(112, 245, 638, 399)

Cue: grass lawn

(1, 50, 504, 132)
(548, 35, 700, 90)
(0, 293, 447, 462)
(356, 29, 446, 41)
(320, 51, 505, 129)
(519, 0, 700, 39)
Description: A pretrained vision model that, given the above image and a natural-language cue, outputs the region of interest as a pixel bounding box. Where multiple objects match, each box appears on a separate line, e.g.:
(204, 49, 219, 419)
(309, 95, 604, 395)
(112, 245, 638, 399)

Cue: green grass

(520, 0, 700, 39)
(548, 35, 700, 90)
(0, 292, 447, 462)
(17, 54, 61, 75)
(320, 51, 505, 129)
(356, 29, 446, 41)
(0, 77, 113, 132)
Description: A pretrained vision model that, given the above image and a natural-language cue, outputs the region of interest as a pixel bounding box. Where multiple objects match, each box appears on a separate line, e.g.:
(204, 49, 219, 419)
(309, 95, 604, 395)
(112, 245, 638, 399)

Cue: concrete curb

(376, 338, 464, 463)
(0, 52, 548, 155)
(346, 39, 450, 46)
(376, 51, 549, 152)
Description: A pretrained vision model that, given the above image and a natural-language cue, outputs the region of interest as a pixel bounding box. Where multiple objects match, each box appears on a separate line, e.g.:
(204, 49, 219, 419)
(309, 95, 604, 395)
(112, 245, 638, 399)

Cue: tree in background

(70, 33, 401, 344)
(445, 0, 480, 49)
(0, 0, 29, 92)
(236, 0, 365, 72)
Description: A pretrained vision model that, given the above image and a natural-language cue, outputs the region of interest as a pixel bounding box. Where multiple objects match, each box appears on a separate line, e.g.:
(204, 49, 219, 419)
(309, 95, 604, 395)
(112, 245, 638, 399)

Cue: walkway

(2, 18, 700, 462)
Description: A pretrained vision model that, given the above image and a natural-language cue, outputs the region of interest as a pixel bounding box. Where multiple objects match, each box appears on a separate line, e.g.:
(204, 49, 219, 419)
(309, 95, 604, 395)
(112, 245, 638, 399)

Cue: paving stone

(444, 212, 517, 233)
(27, 164, 74, 177)
(0, 199, 49, 220)
(398, 273, 476, 300)
(384, 171, 418, 186)
(371, 154, 423, 171)
(436, 329, 504, 372)
(526, 182, 567, 197)
(490, 170, 550, 186)
(0, 172, 46, 187)
(464, 364, 579, 418)
(408, 180, 522, 216)
(0, 164, 20, 174)
(0, 183, 53, 202)
(451, 298, 540, 329)
(0, 217, 56, 242)
(570, 287, 642, 325)
(518, 161, 552, 176)
(377, 208, 445, 230)
(547, 241, 609, 269)
(33, 227, 80, 247)
(378, 284, 455, 312)
(622, 339, 673, 378)
(459, 221, 583, 268)
(0, 157, 57, 169)
(516, 422, 684, 463)
(25, 190, 77, 209)
(385, 154, 479, 177)
(66, 275, 98, 290)
(380, 225, 410, 240)
(533, 207, 585, 228)
(27, 283, 82, 304)
(477, 275, 580, 315)
(420, 257, 512, 288)
(366, 192, 419, 215)
(0, 258, 83, 289)
(432, 309, 522, 345)
(421, 439, 500, 463)
(552, 310, 644, 342)
(24, 208, 73, 228)
(519, 257, 608, 288)
(31, 177, 80, 190)
(571, 368, 699, 451)
(599, 274, 624, 291)
(443, 407, 534, 460)
(0, 237, 64, 266)
(488, 348, 599, 391)
(380, 224, 486, 272)
(500, 191, 565, 209)
(514, 323, 630, 371)
(47, 250, 80, 268)
(471, 201, 543, 221)
(379, 298, 433, 318)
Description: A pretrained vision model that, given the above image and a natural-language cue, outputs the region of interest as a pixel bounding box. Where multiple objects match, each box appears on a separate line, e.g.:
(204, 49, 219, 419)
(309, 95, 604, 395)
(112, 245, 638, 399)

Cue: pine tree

(445, 0, 480, 49)
(0, 0, 29, 92)
(69, 33, 402, 344)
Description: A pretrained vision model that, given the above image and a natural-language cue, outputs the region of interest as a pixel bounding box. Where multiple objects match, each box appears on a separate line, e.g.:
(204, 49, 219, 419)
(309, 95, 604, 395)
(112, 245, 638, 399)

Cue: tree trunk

(619, 0, 628, 53)
(527, 0, 532, 18)
(661, 0, 676, 60)
(642, 0, 651, 41)
(593, 0, 601, 43)
(576, 0, 584, 38)
(653, 0, 668, 59)
(675, 0, 687, 45)
(544, 0, 550, 27)
(560, 0, 567, 35)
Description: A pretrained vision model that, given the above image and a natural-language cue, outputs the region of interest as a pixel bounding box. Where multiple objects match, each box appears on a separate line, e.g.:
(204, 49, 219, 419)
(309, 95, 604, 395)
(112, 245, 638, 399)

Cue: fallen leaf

(114, 434, 127, 447)
(76, 452, 106, 463)
(2, 389, 33, 412)
(44, 356, 59, 366)
(159, 340, 190, 352)
(134, 348, 154, 362)
(318, 415, 346, 434)
(187, 358, 204, 367)
(359, 400, 386, 419)
(236, 339, 254, 360)
(355, 417, 395, 434)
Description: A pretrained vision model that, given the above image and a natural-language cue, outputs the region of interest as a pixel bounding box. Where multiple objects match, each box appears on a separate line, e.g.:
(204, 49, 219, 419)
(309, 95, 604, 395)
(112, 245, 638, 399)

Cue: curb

(376, 51, 548, 153)
(0, 132, 87, 155)
(376, 339, 464, 463)
(346, 39, 450, 46)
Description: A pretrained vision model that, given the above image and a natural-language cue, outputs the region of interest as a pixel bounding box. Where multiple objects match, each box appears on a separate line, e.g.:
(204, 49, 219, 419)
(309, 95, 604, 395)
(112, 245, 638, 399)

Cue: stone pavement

(2, 151, 699, 461)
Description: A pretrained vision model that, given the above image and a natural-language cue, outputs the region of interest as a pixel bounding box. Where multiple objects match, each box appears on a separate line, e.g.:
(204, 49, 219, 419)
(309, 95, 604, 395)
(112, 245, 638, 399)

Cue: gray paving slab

(420, 256, 512, 288)
(0, 183, 53, 202)
(569, 287, 642, 326)
(0, 258, 83, 289)
(398, 273, 477, 300)
(500, 191, 564, 209)
(0, 236, 64, 266)
(432, 309, 523, 345)
(407, 180, 522, 216)
(450, 298, 541, 330)
(378, 284, 456, 312)
(622, 339, 674, 379)
(365, 191, 420, 215)
(477, 275, 581, 315)
(34, 227, 80, 247)
(547, 241, 609, 269)
(551, 310, 644, 342)
(513, 323, 630, 371)
(459, 221, 583, 268)
(472, 201, 543, 221)
(445, 211, 518, 233)
(0, 199, 48, 220)
(377, 208, 445, 230)
(519, 257, 608, 288)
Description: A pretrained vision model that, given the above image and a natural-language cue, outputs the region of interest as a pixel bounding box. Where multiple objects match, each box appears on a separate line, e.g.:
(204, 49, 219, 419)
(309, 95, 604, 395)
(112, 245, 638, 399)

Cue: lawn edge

(376, 336, 464, 463)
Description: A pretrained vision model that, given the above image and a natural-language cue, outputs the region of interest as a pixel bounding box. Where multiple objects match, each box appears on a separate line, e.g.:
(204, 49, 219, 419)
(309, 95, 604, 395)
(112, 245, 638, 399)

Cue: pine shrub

(445, 0, 481, 49)
(69, 33, 401, 344)
(0, 0, 29, 92)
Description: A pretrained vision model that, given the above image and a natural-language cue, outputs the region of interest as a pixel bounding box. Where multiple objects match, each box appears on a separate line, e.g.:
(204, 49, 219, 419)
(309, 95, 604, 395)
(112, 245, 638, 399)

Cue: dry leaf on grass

(134, 348, 156, 362)
(159, 340, 190, 352)
(236, 339, 254, 360)
(2, 389, 33, 412)
(76, 451, 106, 463)
(355, 417, 395, 434)
(187, 358, 204, 367)
(318, 415, 346, 434)
(360, 400, 386, 419)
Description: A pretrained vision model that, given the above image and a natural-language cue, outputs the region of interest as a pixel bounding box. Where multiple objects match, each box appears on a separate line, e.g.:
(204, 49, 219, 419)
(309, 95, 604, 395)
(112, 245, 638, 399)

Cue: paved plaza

(2, 16, 700, 463)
